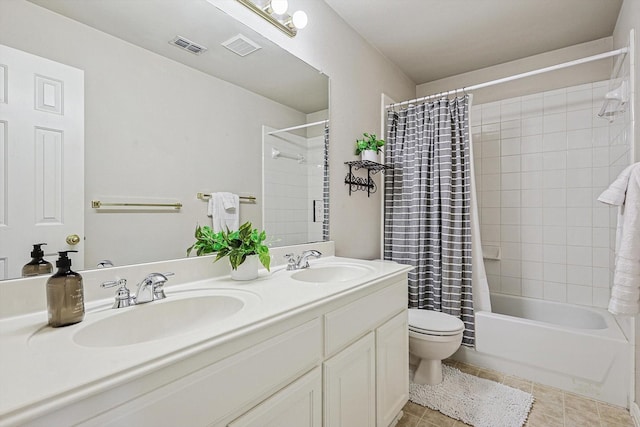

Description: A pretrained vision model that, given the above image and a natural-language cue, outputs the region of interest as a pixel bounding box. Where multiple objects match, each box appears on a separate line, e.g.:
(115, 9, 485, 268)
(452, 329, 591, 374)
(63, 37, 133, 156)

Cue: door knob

(66, 234, 81, 245)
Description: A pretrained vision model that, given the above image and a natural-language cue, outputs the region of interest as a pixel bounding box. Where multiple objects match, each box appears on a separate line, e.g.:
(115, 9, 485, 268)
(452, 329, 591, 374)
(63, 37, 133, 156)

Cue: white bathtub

(455, 293, 631, 406)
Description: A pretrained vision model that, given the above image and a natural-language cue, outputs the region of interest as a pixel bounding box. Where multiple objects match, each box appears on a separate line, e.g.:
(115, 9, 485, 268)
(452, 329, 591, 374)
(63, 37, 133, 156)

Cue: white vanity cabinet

(6, 268, 409, 427)
(323, 279, 408, 427)
(229, 367, 322, 427)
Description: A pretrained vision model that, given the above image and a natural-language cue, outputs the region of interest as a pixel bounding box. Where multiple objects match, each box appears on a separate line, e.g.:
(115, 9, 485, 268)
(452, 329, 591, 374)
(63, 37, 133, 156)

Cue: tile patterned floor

(398, 360, 635, 427)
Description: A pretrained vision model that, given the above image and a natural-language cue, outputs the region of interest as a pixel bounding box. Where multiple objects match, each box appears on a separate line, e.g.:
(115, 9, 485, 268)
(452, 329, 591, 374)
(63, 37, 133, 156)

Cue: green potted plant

(187, 221, 270, 281)
(355, 132, 385, 163)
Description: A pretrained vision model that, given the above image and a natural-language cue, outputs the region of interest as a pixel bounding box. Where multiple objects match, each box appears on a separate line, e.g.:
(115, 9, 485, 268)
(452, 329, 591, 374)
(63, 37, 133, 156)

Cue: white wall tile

(566, 168, 592, 188)
(522, 117, 543, 136)
(521, 94, 543, 118)
(567, 284, 592, 306)
(542, 170, 566, 189)
(482, 102, 501, 124)
(543, 189, 566, 207)
(521, 208, 543, 225)
(482, 191, 501, 207)
(521, 261, 543, 280)
(521, 171, 543, 189)
(566, 109, 593, 130)
(542, 132, 567, 152)
(501, 173, 521, 190)
(543, 244, 566, 264)
(544, 282, 567, 302)
(567, 128, 592, 149)
(567, 148, 592, 169)
(501, 190, 520, 207)
(521, 135, 543, 154)
(475, 79, 628, 308)
(501, 276, 522, 295)
(521, 243, 543, 262)
(567, 265, 592, 286)
(522, 279, 543, 298)
(567, 246, 591, 266)
(543, 207, 566, 226)
(543, 226, 566, 245)
(543, 112, 566, 133)
(521, 225, 543, 243)
(501, 137, 521, 156)
(544, 263, 566, 283)
(521, 153, 543, 171)
(567, 226, 592, 246)
(566, 207, 592, 227)
(501, 155, 521, 173)
(542, 151, 567, 170)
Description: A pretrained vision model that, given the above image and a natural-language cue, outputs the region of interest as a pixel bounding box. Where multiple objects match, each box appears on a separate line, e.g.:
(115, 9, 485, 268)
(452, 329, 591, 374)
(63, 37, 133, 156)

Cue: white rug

(409, 365, 534, 427)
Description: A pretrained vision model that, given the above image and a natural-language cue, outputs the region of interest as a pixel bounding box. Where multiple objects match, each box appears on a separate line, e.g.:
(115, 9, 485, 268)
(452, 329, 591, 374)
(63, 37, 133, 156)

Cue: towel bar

(196, 193, 256, 203)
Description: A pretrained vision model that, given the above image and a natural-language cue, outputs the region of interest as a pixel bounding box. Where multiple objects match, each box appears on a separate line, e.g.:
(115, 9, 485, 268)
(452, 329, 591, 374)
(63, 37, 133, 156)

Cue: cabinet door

(229, 367, 321, 427)
(324, 332, 376, 427)
(376, 311, 408, 427)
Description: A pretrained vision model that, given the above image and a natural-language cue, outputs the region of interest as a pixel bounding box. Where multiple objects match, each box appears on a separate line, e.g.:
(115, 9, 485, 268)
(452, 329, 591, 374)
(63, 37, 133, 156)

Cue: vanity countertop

(0, 255, 411, 425)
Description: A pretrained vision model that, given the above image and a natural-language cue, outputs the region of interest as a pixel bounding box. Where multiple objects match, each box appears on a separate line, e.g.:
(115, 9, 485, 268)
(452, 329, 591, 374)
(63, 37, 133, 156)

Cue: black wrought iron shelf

(344, 160, 391, 197)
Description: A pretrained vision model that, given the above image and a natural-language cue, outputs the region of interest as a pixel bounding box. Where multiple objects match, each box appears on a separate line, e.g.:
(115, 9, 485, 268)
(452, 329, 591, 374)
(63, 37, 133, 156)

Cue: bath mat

(409, 365, 534, 427)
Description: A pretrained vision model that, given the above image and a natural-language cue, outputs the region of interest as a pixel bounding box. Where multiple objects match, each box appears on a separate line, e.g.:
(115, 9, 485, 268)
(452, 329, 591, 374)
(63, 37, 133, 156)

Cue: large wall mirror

(0, 0, 329, 280)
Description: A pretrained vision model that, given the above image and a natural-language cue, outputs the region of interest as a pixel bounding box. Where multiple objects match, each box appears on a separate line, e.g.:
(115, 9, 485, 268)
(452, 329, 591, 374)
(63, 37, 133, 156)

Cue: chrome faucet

(135, 272, 174, 304)
(285, 250, 322, 270)
(101, 272, 174, 308)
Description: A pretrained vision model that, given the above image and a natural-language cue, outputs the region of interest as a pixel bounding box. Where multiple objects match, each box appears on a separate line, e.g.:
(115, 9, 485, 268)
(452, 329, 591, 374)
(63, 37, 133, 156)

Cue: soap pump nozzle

(55, 250, 78, 270)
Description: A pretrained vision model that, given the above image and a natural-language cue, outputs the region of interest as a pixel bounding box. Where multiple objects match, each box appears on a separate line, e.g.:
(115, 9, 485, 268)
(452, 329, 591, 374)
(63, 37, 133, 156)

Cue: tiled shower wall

(472, 80, 630, 308)
(263, 131, 324, 246)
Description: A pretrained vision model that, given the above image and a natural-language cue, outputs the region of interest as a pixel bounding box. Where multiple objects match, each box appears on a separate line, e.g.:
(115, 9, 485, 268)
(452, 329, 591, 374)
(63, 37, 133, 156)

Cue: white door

(0, 44, 84, 279)
(324, 332, 376, 427)
(376, 311, 409, 427)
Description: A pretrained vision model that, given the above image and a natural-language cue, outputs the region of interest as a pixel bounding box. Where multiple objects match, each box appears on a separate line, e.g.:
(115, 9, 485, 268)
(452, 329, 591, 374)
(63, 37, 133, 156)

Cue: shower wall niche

(472, 80, 630, 308)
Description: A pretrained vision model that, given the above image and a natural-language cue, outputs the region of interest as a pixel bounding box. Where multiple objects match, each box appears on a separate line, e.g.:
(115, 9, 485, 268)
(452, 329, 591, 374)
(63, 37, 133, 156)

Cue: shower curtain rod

(386, 47, 629, 109)
(267, 119, 329, 135)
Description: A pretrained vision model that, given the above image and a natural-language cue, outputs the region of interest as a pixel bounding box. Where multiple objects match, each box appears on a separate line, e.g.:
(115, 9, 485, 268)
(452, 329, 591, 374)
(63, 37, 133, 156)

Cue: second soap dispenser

(46, 250, 84, 327)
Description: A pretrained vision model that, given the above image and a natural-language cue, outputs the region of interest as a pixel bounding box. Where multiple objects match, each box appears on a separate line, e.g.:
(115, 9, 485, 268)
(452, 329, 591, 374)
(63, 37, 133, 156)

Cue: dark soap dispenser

(46, 250, 84, 327)
(22, 243, 53, 277)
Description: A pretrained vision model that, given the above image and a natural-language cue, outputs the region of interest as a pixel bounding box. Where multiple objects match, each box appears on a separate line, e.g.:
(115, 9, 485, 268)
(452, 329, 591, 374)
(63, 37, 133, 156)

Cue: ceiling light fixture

(236, 0, 308, 38)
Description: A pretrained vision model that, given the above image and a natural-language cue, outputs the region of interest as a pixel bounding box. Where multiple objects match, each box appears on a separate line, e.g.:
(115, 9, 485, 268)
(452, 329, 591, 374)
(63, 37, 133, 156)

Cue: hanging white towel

(598, 162, 640, 315)
(207, 192, 239, 233)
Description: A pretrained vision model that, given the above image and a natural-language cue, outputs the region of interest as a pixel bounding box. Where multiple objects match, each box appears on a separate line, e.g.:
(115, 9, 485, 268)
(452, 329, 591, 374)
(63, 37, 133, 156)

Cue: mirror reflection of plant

(187, 221, 270, 271)
(355, 132, 385, 155)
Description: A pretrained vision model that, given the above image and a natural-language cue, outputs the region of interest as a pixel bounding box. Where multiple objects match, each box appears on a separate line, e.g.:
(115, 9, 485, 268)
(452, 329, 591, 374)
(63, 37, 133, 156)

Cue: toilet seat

(408, 309, 465, 337)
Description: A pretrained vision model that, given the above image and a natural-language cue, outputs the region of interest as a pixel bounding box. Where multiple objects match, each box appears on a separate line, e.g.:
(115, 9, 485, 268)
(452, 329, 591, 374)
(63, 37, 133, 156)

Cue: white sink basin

(291, 264, 373, 283)
(72, 289, 255, 347)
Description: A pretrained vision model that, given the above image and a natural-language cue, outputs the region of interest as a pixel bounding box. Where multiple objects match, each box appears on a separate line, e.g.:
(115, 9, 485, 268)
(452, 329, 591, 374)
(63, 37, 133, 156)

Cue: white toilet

(408, 308, 465, 385)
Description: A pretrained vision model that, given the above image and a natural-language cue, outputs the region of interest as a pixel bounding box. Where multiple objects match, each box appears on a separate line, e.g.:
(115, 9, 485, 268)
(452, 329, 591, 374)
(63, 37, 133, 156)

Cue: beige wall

(417, 38, 614, 105)
(0, 0, 308, 267)
(612, 0, 639, 412)
(208, 0, 416, 259)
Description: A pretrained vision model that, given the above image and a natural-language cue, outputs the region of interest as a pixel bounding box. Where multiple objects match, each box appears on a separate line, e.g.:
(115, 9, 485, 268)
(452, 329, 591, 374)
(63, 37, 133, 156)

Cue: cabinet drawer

(324, 280, 406, 356)
(81, 318, 322, 427)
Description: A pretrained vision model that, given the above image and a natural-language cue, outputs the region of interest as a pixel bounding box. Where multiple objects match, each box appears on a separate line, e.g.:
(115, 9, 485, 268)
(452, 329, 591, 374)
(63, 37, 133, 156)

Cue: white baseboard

(632, 401, 640, 427)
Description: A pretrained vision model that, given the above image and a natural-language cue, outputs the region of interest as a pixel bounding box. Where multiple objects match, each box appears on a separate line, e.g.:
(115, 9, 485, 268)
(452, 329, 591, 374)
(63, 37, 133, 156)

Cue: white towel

(207, 192, 239, 233)
(598, 163, 640, 315)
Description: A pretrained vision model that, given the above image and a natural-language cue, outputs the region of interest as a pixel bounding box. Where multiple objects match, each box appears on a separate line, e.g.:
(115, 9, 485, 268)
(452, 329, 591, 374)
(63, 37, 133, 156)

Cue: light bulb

(292, 10, 307, 29)
(270, 0, 288, 15)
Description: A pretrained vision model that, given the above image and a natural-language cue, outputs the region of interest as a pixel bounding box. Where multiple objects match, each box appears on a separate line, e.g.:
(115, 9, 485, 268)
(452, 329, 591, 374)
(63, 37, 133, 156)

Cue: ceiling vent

(221, 34, 261, 57)
(170, 36, 207, 55)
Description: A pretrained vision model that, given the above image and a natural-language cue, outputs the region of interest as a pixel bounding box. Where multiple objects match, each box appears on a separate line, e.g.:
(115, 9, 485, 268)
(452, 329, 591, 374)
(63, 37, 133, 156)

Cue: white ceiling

(27, 0, 328, 114)
(323, 0, 624, 84)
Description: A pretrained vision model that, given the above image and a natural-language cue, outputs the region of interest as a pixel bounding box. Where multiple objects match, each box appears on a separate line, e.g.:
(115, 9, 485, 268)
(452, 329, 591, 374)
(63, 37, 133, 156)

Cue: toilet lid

(408, 309, 465, 335)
